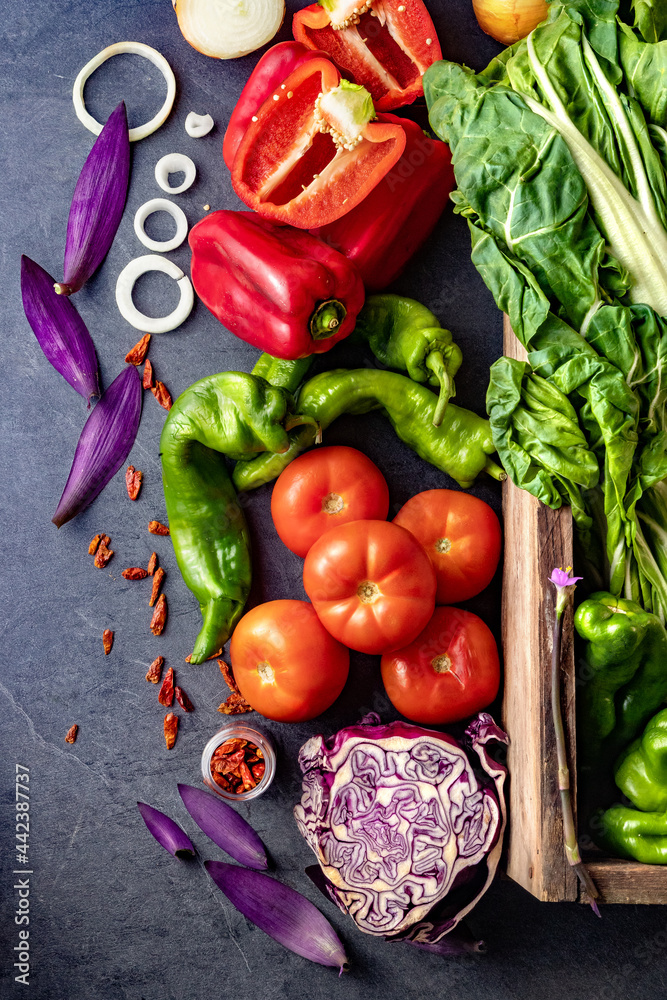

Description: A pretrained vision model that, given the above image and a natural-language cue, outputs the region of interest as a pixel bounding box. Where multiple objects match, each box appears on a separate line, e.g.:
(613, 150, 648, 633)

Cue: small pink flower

(549, 566, 582, 588)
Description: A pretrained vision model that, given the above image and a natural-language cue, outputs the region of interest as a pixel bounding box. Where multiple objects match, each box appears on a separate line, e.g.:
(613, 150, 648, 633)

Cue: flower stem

(552, 606, 601, 915)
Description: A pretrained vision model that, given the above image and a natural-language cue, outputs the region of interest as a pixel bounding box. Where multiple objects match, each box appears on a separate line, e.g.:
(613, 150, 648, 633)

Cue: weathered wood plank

(501, 316, 578, 901)
(582, 858, 667, 905)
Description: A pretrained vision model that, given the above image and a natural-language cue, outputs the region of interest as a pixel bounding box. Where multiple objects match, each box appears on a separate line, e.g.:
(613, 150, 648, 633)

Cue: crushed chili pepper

(88, 533, 102, 555)
(122, 566, 148, 580)
(184, 654, 192, 663)
(65, 724, 79, 744)
(164, 712, 178, 750)
(174, 685, 194, 712)
(149, 567, 166, 607)
(151, 381, 172, 410)
(125, 465, 143, 500)
(158, 666, 174, 706)
(210, 737, 264, 793)
(102, 629, 114, 655)
(218, 692, 253, 715)
(143, 358, 154, 390)
(150, 593, 168, 635)
(148, 520, 170, 536)
(125, 333, 151, 365)
(94, 535, 114, 568)
(147, 551, 158, 576)
(217, 658, 241, 695)
(145, 655, 164, 683)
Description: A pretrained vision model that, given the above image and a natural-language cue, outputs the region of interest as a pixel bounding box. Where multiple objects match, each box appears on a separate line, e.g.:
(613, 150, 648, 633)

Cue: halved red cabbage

(294, 712, 507, 944)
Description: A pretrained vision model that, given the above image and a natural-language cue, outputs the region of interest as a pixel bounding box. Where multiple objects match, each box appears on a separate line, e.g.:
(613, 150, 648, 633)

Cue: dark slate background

(1, 1, 666, 997)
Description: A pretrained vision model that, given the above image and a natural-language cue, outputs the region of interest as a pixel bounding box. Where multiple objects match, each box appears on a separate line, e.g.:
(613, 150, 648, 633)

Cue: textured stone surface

(1, 1, 666, 997)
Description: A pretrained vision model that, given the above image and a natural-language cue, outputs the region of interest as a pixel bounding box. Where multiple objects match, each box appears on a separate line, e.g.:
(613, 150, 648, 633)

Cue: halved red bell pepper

(188, 210, 365, 360)
(223, 42, 327, 170)
(230, 57, 406, 229)
(310, 114, 454, 290)
(292, 0, 442, 112)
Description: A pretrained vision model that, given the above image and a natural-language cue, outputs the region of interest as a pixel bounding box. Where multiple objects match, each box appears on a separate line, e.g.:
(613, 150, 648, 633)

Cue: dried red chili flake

(218, 692, 253, 715)
(213, 771, 232, 792)
(217, 658, 241, 695)
(94, 536, 114, 568)
(213, 750, 246, 774)
(88, 533, 102, 555)
(210, 736, 263, 793)
(150, 594, 168, 635)
(184, 654, 192, 663)
(143, 358, 154, 390)
(125, 333, 151, 365)
(239, 761, 255, 791)
(122, 566, 148, 581)
(148, 520, 170, 536)
(251, 762, 266, 781)
(102, 629, 114, 655)
(151, 381, 172, 411)
(164, 712, 178, 750)
(65, 724, 78, 744)
(149, 566, 166, 607)
(158, 667, 174, 706)
(147, 551, 158, 576)
(174, 685, 194, 712)
(125, 465, 143, 500)
(145, 656, 164, 684)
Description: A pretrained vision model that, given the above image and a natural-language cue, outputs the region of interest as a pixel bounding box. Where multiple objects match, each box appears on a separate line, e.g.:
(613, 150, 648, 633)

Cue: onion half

(173, 0, 285, 60)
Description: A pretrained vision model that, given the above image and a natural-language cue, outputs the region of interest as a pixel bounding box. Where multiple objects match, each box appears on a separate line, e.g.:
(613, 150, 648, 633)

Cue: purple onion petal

(205, 861, 348, 972)
(21, 255, 100, 403)
(137, 802, 196, 860)
(52, 365, 142, 527)
(177, 783, 268, 871)
(60, 102, 130, 295)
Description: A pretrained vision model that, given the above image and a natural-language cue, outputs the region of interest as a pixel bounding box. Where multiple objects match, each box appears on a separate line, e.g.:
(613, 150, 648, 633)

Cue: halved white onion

(173, 0, 285, 60)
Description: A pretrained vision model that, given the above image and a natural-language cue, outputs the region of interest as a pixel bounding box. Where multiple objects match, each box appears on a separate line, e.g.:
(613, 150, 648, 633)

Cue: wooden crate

(501, 317, 667, 904)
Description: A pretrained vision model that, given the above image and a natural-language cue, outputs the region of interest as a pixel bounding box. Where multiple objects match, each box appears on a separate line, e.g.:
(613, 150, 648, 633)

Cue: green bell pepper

(597, 804, 667, 864)
(574, 591, 667, 778)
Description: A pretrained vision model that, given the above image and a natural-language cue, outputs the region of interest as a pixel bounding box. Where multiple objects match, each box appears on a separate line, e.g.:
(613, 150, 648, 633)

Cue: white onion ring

(133, 198, 189, 253)
(116, 255, 194, 334)
(73, 42, 176, 141)
(154, 153, 197, 194)
(185, 112, 214, 138)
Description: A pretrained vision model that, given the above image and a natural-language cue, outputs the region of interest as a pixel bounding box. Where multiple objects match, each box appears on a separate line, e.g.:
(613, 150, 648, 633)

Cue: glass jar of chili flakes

(201, 722, 276, 802)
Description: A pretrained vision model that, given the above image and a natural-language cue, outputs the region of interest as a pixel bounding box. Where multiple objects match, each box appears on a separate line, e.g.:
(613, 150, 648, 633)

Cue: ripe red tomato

(381, 606, 500, 725)
(271, 446, 390, 557)
(393, 489, 502, 604)
(229, 600, 349, 722)
(302, 519, 436, 654)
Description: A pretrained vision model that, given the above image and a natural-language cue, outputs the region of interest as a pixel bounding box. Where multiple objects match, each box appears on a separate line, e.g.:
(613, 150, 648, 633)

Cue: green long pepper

(160, 371, 312, 663)
(233, 368, 504, 492)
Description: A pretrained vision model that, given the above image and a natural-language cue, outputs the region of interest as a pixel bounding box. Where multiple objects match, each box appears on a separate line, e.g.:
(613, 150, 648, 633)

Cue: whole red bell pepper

(223, 42, 327, 170)
(189, 210, 365, 360)
(230, 57, 406, 229)
(311, 115, 454, 290)
(292, 0, 442, 112)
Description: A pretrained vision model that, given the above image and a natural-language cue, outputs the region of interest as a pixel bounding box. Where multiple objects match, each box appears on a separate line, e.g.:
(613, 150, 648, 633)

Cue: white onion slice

(73, 42, 176, 141)
(155, 153, 197, 194)
(134, 198, 189, 253)
(173, 0, 285, 60)
(185, 112, 214, 138)
(116, 255, 194, 333)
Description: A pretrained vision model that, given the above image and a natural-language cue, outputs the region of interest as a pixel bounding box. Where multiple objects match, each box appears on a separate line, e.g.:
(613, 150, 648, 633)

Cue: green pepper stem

(284, 413, 322, 443)
(552, 604, 601, 914)
(309, 299, 347, 341)
(425, 351, 454, 427)
(484, 458, 507, 481)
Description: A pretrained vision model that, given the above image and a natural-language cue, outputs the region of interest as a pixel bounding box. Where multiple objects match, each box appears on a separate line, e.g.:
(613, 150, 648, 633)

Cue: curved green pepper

(233, 368, 504, 492)
(160, 372, 300, 663)
(352, 294, 463, 426)
(615, 708, 667, 813)
(597, 804, 667, 864)
(250, 353, 314, 394)
(574, 592, 667, 777)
